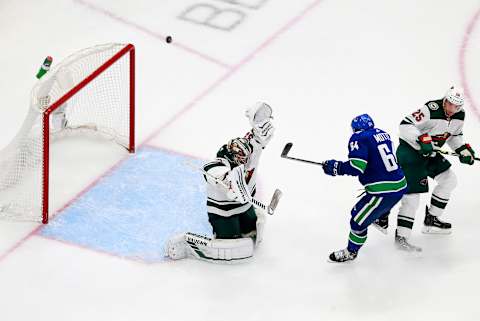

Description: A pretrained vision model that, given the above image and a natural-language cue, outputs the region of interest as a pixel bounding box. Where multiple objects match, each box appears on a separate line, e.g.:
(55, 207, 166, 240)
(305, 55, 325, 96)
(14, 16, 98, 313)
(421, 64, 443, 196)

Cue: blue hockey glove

(323, 160, 343, 176)
(455, 144, 475, 165)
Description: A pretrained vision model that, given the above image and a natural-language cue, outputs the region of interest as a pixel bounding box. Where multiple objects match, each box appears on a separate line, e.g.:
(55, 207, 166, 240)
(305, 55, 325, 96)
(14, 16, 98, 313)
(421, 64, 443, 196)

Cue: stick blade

(267, 189, 282, 215)
(281, 143, 293, 158)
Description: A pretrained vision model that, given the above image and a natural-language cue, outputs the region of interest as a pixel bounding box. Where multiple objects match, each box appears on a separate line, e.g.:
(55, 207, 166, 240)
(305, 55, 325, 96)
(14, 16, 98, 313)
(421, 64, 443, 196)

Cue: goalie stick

(281, 142, 325, 166)
(434, 148, 480, 162)
(184, 161, 282, 215)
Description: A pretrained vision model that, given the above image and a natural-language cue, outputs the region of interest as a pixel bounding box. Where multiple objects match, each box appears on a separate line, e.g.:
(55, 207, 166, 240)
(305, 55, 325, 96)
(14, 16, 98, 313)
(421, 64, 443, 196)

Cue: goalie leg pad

(185, 232, 254, 264)
(254, 209, 266, 245)
(165, 233, 188, 260)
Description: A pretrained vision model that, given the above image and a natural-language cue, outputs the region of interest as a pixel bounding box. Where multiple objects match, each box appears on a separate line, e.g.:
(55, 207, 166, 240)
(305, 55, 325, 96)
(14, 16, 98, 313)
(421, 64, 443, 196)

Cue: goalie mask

(226, 137, 253, 165)
(351, 113, 374, 133)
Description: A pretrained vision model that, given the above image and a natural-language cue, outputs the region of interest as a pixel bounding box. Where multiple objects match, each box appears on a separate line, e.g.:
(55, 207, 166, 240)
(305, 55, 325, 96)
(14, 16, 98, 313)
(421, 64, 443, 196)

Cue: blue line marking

(41, 146, 212, 263)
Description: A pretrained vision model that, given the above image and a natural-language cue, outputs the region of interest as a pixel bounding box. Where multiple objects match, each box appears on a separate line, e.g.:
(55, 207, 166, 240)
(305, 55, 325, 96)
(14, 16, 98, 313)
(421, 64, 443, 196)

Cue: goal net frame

(0, 43, 135, 224)
(41, 43, 135, 223)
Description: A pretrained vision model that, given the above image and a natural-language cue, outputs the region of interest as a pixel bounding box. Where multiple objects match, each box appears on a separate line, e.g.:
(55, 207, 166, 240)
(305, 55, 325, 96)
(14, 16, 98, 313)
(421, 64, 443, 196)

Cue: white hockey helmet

(444, 86, 465, 107)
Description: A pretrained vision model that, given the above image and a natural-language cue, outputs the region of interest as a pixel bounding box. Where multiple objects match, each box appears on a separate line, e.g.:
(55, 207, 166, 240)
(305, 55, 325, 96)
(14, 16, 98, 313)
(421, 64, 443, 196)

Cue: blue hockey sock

(347, 229, 367, 253)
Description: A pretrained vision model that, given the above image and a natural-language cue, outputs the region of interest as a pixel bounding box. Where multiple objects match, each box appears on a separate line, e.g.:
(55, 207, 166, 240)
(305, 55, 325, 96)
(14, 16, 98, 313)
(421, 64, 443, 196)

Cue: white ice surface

(1, 1, 480, 320)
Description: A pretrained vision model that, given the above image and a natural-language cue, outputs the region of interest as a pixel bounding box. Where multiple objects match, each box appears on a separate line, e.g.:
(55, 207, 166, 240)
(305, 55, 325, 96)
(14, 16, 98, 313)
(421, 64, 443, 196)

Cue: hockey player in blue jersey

(322, 114, 407, 262)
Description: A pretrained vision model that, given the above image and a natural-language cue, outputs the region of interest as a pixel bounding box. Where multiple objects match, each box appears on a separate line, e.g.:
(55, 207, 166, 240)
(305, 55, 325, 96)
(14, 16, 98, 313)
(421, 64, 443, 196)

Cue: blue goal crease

(40, 146, 212, 263)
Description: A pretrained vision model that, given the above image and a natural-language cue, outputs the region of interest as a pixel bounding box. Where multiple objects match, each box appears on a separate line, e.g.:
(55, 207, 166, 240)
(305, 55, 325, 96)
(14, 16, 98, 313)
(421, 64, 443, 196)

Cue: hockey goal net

(0, 43, 135, 224)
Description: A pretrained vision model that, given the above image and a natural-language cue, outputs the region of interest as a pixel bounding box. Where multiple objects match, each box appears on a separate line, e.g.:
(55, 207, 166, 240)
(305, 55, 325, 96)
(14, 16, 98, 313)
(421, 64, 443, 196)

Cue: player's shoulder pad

(350, 128, 375, 141)
(401, 104, 430, 125)
(348, 130, 370, 152)
(371, 128, 393, 142)
(203, 158, 231, 172)
(451, 110, 465, 121)
(425, 99, 442, 112)
(349, 131, 363, 143)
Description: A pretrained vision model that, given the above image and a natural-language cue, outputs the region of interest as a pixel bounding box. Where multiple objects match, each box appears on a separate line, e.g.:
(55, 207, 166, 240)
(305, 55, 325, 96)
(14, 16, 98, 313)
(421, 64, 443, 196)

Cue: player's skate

(395, 231, 422, 253)
(328, 248, 357, 263)
(422, 206, 451, 234)
(165, 234, 188, 260)
(372, 215, 388, 235)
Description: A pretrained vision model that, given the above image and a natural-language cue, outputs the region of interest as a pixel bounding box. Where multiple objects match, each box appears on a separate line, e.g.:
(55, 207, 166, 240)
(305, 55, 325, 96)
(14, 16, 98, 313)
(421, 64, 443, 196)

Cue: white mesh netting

(0, 43, 133, 223)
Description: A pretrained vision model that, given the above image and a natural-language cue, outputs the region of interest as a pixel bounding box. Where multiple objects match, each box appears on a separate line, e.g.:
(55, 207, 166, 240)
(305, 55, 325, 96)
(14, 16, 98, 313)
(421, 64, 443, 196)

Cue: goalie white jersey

(203, 133, 264, 217)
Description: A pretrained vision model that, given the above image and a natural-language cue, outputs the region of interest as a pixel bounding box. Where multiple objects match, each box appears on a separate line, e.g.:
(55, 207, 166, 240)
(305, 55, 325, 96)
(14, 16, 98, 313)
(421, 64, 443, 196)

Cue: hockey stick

(280, 143, 325, 166)
(184, 161, 282, 215)
(434, 149, 480, 161)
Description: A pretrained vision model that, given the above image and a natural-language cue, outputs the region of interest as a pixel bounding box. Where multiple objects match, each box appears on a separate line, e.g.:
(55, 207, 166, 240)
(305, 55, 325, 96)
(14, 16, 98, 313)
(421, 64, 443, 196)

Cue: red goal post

(0, 43, 135, 224)
(42, 43, 135, 224)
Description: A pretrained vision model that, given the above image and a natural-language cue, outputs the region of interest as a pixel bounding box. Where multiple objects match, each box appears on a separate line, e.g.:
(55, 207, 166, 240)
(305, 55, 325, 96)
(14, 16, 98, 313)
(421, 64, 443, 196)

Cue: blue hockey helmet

(351, 114, 374, 132)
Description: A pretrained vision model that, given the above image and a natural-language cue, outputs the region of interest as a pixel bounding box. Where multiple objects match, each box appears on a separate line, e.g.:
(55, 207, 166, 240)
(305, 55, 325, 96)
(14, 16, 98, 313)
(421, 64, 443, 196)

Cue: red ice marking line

(459, 7, 480, 121)
(0, 0, 322, 263)
(142, 71, 234, 146)
(143, 143, 265, 198)
(0, 225, 43, 263)
(0, 152, 131, 265)
(143, 143, 207, 161)
(73, 0, 231, 70)
(233, 0, 323, 73)
(46, 153, 132, 222)
(142, 0, 325, 145)
(37, 233, 152, 265)
(38, 233, 179, 265)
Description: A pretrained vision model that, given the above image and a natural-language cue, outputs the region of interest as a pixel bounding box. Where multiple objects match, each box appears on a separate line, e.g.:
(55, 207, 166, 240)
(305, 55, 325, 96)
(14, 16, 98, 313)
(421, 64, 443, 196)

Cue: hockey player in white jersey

(391, 86, 475, 252)
(165, 102, 274, 263)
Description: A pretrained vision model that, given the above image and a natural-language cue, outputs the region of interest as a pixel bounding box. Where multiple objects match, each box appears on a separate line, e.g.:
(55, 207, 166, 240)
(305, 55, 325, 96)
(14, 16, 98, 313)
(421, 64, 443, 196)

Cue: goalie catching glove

(245, 102, 274, 148)
(455, 144, 475, 165)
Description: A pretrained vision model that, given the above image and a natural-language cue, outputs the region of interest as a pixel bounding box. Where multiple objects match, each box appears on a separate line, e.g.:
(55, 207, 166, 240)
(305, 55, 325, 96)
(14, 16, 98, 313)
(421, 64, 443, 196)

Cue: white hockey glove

(245, 102, 274, 148)
(224, 165, 252, 204)
(253, 119, 274, 147)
